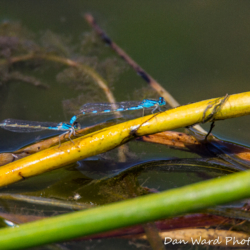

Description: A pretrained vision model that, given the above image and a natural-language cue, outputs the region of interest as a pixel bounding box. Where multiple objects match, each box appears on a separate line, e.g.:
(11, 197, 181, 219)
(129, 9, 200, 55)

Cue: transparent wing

(79, 101, 144, 114)
(0, 119, 63, 133)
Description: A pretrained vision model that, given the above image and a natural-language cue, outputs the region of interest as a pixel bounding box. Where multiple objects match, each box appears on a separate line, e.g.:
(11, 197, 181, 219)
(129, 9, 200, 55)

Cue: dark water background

(0, 0, 249, 151)
(0, 2, 249, 249)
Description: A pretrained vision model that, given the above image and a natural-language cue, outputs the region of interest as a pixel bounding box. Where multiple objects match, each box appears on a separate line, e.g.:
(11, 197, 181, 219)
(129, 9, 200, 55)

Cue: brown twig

(84, 14, 207, 135)
(84, 14, 179, 107)
(83, 14, 250, 170)
(138, 130, 250, 170)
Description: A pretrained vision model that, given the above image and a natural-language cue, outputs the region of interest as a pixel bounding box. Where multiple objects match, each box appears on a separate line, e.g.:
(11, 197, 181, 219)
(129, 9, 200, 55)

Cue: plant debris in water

(0, 21, 131, 113)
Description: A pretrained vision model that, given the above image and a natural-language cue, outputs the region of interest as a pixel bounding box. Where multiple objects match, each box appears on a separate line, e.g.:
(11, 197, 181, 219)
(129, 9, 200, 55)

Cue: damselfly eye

(73, 122, 81, 130)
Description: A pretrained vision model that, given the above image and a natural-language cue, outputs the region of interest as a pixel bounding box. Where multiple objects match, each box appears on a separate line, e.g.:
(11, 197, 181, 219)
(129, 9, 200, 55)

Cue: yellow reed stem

(0, 92, 249, 188)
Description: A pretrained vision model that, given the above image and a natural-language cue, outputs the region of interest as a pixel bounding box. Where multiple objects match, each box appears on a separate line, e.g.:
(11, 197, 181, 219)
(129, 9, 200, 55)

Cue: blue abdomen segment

(0, 119, 77, 133)
(70, 97, 166, 124)
(159, 97, 166, 106)
(70, 115, 77, 125)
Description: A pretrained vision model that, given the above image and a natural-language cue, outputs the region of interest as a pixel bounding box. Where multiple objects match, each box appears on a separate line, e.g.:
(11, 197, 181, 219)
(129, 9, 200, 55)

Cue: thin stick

(84, 14, 207, 134)
(84, 14, 178, 107)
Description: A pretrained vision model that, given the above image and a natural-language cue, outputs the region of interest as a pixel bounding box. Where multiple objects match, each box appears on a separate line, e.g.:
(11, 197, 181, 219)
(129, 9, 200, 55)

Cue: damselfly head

(159, 97, 166, 106)
(73, 122, 81, 130)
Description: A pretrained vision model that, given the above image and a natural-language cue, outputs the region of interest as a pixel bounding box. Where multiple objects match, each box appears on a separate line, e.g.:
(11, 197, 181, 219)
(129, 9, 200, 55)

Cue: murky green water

(1, 0, 250, 148)
(0, 1, 249, 249)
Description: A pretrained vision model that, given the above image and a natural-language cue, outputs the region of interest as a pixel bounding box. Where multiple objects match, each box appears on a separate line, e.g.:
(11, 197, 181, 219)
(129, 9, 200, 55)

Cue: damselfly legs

(0, 97, 166, 144)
